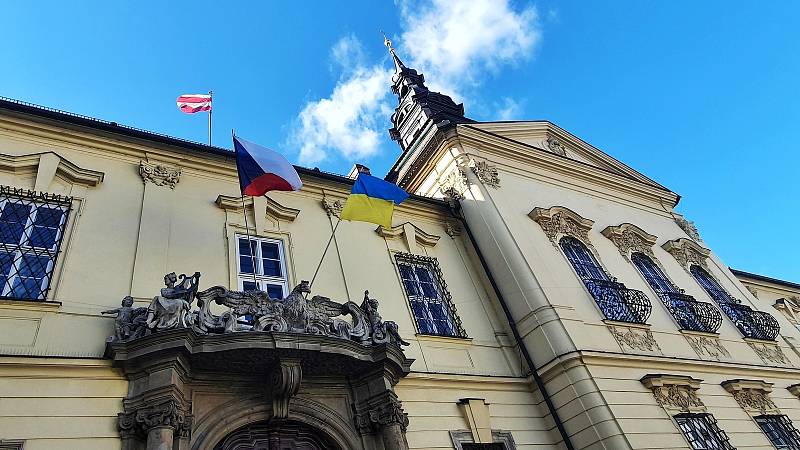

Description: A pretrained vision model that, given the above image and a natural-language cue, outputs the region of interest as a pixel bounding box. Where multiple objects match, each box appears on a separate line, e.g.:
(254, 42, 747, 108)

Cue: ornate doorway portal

(213, 421, 340, 450)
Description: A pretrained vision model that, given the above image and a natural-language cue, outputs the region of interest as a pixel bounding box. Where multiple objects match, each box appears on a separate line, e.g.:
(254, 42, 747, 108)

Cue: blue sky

(2, 1, 799, 281)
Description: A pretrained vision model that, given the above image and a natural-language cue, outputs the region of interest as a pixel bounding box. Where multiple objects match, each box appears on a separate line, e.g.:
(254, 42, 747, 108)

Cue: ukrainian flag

(340, 174, 409, 229)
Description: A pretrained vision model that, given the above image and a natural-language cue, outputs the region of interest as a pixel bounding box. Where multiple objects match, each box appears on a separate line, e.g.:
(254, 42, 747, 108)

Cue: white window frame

(235, 234, 288, 298)
(0, 197, 69, 300)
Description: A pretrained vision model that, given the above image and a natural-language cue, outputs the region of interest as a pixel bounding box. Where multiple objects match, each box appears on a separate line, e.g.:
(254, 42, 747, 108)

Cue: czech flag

(233, 135, 303, 196)
(340, 174, 409, 229)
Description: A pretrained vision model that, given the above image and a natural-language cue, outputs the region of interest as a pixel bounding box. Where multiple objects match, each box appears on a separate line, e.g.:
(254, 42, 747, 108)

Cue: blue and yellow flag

(340, 174, 409, 229)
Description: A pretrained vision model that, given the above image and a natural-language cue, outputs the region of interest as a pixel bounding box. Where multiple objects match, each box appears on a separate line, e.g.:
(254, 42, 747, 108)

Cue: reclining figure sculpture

(106, 273, 409, 348)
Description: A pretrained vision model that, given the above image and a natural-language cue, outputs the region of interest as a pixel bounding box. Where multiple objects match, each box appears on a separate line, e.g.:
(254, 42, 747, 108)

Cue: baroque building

(0, 45, 800, 450)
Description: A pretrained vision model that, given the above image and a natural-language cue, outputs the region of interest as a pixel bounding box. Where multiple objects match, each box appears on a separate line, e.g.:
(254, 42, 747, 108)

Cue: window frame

(235, 234, 289, 299)
(674, 412, 735, 450)
(755, 414, 800, 450)
(394, 252, 466, 338)
(0, 187, 72, 302)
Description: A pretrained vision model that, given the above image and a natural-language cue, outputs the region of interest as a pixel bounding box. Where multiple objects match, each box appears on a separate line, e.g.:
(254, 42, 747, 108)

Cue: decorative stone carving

(601, 223, 657, 260)
(322, 197, 344, 218)
(748, 341, 791, 365)
(545, 136, 568, 157)
(271, 358, 302, 419)
(674, 215, 703, 242)
(471, 160, 500, 188)
(641, 374, 705, 413)
(775, 296, 800, 325)
(354, 393, 409, 435)
(118, 399, 193, 439)
(684, 333, 732, 361)
(788, 384, 800, 399)
(722, 380, 780, 416)
(662, 238, 711, 271)
(607, 325, 661, 354)
(444, 222, 462, 239)
(106, 274, 410, 348)
(747, 285, 759, 298)
(439, 168, 468, 200)
(139, 161, 181, 189)
(529, 206, 594, 247)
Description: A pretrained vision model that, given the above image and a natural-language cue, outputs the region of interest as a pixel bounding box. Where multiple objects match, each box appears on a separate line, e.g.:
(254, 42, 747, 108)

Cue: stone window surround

(393, 251, 467, 338)
(234, 234, 289, 298)
(450, 430, 517, 450)
(641, 374, 706, 414)
(721, 379, 780, 416)
(0, 440, 24, 450)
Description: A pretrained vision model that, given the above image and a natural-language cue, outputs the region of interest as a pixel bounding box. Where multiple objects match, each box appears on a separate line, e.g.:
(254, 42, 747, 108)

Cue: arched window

(631, 253, 722, 333)
(559, 237, 608, 281)
(691, 265, 780, 340)
(560, 237, 651, 324)
(690, 265, 733, 304)
(631, 253, 676, 293)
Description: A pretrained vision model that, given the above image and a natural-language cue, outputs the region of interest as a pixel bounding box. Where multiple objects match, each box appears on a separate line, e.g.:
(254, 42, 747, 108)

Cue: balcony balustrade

(583, 278, 652, 324)
(657, 291, 723, 334)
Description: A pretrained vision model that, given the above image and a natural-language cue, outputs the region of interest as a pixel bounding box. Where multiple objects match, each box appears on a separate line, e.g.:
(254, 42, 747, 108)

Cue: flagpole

(208, 90, 213, 146)
(309, 217, 341, 287)
(233, 129, 259, 291)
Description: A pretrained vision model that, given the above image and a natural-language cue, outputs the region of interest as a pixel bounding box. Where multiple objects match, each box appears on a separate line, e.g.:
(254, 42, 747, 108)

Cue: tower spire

(383, 32, 407, 73)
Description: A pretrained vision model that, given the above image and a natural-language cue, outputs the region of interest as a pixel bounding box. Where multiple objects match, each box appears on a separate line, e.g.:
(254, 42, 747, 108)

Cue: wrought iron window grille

(674, 413, 735, 450)
(631, 252, 722, 334)
(559, 237, 652, 324)
(395, 252, 467, 338)
(0, 186, 72, 301)
(690, 265, 780, 341)
(755, 414, 800, 449)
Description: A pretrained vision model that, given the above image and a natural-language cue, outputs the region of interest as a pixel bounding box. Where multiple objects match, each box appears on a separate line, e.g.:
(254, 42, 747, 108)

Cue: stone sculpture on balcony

(106, 272, 409, 348)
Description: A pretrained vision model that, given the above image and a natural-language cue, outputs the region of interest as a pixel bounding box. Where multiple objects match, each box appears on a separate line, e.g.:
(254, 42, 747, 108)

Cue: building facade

(0, 48, 799, 450)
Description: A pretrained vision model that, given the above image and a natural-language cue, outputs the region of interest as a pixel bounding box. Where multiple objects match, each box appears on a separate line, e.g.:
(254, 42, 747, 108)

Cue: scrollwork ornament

(438, 168, 468, 200)
(321, 197, 344, 218)
(652, 385, 705, 412)
(470, 160, 500, 188)
(530, 207, 594, 247)
(732, 390, 779, 415)
(748, 341, 791, 365)
(545, 136, 568, 156)
(118, 400, 192, 438)
(354, 395, 409, 434)
(685, 334, 731, 361)
(601, 224, 657, 260)
(139, 161, 181, 189)
(607, 325, 661, 354)
(675, 216, 703, 242)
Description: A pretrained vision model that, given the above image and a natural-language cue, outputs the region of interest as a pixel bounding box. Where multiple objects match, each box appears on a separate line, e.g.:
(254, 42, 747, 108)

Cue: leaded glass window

(0, 187, 71, 301)
(395, 253, 466, 337)
(631, 252, 677, 294)
(755, 414, 800, 449)
(559, 236, 608, 281)
(674, 413, 735, 450)
(236, 235, 288, 299)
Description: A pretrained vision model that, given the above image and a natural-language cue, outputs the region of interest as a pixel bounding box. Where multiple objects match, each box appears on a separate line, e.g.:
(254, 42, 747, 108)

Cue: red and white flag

(176, 94, 212, 113)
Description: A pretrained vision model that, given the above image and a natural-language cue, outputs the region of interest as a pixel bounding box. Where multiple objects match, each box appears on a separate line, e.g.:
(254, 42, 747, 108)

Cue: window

(0, 187, 71, 301)
(631, 253, 722, 333)
(755, 414, 800, 449)
(631, 252, 677, 294)
(236, 235, 288, 299)
(560, 237, 651, 324)
(674, 413, 735, 450)
(691, 265, 780, 341)
(395, 253, 466, 337)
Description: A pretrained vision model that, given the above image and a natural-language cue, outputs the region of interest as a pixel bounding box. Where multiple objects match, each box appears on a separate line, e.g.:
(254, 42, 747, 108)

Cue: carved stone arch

(662, 238, 711, 273)
(192, 395, 360, 450)
(214, 420, 340, 450)
(601, 223, 658, 261)
(528, 205, 595, 248)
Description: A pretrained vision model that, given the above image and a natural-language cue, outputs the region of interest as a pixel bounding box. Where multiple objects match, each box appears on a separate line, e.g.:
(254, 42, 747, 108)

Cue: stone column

(146, 426, 174, 450)
(354, 391, 409, 450)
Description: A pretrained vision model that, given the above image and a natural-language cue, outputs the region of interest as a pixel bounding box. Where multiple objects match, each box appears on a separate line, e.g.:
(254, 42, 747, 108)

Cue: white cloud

(496, 97, 523, 120)
(291, 0, 541, 165)
(295, 62, 392, 164)
(399, 0, 540, 99)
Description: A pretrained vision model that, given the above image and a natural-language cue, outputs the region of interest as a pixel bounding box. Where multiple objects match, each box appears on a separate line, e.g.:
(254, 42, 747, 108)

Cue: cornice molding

(0, 151, 104, 187)
(662, 238, 711, 271)
(376, 222, 441, 248)
(529, 205, 594, 247)
(215, 194, 300, 222)
(721, 379, 780, 415)
(641, 374, 706, 413)
(602, 223, 658, 260)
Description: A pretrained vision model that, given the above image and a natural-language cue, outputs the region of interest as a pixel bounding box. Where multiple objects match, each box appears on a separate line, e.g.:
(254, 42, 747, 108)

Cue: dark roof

(730, 268, 800, 290)
(0, 96, 449, 208)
